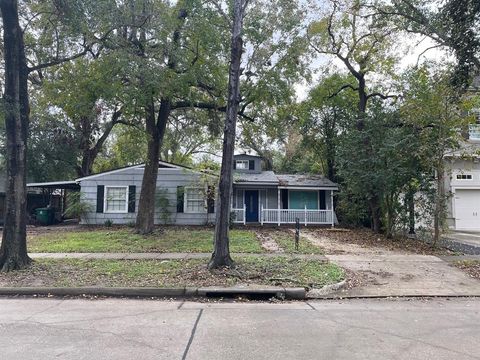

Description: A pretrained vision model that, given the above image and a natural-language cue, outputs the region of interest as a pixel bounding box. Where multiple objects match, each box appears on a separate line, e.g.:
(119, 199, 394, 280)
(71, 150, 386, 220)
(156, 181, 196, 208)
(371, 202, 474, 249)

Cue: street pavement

(1, 297, 479, 359)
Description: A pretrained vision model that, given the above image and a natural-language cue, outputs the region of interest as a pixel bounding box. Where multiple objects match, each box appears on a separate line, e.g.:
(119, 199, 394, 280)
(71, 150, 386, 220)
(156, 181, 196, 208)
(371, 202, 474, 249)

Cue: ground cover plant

(0, 257, 344, 289)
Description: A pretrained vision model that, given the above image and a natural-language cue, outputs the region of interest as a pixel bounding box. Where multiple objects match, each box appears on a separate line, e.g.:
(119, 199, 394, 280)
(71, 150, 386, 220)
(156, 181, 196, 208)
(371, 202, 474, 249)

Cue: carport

(26, 181, 80, 224)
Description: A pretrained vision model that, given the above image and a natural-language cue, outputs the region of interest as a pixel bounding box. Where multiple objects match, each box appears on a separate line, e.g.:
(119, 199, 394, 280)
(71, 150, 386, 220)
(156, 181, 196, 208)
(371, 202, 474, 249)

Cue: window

(289, 190, 319, 210)
(235, 160, 249, 169)
(105, 186, 128, 213)
(456, 174, 473, 180)
(185, 187, 206, 213)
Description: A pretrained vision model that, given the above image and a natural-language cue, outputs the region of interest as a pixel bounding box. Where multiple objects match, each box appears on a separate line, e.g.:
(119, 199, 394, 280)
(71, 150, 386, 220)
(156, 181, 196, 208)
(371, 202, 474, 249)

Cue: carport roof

(27, 181, 80, 190)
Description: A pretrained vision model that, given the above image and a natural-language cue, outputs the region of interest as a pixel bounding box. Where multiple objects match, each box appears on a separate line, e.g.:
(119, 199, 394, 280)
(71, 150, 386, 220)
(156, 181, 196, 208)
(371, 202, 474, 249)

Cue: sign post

(295, 217, 300, 251)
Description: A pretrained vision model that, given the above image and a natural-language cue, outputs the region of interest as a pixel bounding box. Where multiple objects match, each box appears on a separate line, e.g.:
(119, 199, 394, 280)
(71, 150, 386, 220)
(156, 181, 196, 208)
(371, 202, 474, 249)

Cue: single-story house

(27, 154, 338, 226)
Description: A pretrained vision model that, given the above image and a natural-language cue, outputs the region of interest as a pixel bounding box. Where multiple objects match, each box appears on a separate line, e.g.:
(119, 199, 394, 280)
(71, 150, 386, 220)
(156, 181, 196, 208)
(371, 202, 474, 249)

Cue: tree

(0, 0, 120, 270)
(123, 0, 307, 234)
(208, 0, 246, 269)
(34, 57, 127, 177)
(0, 0, 31, 271)
(297, 73, 357, 181)
(400, 66, 468, 244)
(308, 0, 399, 232)
(376, 0, 480, 87)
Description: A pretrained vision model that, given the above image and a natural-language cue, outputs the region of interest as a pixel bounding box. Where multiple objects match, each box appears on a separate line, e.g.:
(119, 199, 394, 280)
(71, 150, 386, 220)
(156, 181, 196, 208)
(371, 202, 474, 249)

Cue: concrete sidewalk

(28, 252, 328, 260)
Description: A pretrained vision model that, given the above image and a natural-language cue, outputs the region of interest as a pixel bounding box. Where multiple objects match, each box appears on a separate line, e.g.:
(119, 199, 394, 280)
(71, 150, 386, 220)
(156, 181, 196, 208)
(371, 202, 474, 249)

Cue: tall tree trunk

(0, 0, 32, 271)
(135, 98, 170, 234)
(357, 77, 382, 232)
(433, 162, 445, 247)
(405, 186, 415, 235)
(134, 6, 185, 234)
(209, 0, 245, 269)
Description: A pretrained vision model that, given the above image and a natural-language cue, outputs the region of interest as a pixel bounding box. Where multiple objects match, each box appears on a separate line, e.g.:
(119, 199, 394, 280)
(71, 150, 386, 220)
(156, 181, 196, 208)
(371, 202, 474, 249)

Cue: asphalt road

(0, 297, 479, 359)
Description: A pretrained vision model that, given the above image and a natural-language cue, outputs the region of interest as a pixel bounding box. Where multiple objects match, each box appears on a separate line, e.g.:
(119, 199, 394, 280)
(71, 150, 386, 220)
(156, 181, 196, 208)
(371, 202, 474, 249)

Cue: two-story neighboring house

(444, 122, 480, 231)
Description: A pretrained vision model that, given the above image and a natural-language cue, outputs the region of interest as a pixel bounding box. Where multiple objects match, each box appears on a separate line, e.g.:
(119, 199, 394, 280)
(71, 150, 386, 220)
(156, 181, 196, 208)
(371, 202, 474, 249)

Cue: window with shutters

(104, 186, 128, 213)
(184, 187, 206, 213)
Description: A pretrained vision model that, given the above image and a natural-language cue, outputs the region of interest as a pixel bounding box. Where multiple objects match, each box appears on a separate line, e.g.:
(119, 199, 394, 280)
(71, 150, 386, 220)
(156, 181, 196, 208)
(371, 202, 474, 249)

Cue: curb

(306, 280, 347, 298)
(310, 293, 480, 300)
(0, 286, 307, 300)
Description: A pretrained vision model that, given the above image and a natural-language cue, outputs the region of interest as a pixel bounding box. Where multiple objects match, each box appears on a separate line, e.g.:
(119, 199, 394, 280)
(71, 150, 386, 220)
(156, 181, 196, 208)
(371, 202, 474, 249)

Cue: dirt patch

(454, 261, 480, 280)
(304, 228, 456, 256)
(254, 229, 284, 253)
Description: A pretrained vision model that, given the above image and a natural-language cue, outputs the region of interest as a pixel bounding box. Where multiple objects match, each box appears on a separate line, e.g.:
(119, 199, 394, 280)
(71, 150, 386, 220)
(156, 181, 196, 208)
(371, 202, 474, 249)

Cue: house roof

(233, 171, 338, 189)
(234, 153, 262, 159)
(234, 171, 279, 184)
(27, 181, 81, 190)
(277, 174, 338, 188)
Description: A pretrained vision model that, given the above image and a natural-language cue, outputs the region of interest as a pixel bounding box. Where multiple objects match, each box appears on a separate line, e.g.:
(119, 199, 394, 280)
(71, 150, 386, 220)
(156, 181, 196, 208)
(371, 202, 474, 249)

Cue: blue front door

(245, 190, 259, 222)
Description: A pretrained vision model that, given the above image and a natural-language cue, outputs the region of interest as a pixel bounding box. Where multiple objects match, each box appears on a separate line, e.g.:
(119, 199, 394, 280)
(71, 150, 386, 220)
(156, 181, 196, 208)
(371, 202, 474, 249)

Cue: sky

(294, 34, 453, 102)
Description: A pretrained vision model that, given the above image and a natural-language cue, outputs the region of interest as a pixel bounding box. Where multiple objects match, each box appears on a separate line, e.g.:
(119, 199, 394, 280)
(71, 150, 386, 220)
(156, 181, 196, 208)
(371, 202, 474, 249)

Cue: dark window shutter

(249, 160, 255, 170)
(233, 161, 237, 170)
(177, 186, 184, 213)
(128, 185, 136, 213)
(207, 186, 215, 214)
(281, 189, 289, 209)
(96, 185, 104, 213)
(319, 190, 326, 210)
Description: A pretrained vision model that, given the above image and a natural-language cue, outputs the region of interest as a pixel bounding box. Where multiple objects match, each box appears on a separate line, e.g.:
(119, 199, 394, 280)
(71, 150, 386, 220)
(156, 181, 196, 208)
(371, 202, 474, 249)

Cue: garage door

(455, 189, 480, 230)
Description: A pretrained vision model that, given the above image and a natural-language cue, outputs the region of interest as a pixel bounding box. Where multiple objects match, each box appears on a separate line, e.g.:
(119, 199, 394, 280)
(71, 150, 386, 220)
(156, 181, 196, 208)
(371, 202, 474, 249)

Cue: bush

(64, 192, 93, 221)
(104, 219, 113, 227)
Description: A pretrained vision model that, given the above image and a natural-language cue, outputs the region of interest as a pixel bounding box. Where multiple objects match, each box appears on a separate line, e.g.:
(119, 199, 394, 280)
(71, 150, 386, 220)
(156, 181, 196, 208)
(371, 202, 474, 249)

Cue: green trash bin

(35, 207, 55, 226)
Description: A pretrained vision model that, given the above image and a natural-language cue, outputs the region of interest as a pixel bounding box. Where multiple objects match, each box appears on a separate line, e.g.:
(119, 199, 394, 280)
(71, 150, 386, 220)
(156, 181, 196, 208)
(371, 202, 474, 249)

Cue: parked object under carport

(35, 207, 55, 226)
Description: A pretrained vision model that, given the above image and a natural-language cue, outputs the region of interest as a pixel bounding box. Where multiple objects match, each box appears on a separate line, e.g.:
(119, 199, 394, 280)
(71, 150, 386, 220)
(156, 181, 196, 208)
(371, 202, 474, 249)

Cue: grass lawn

(271, 231, 324, 254)
(27, 227, 264, 254)
(0, 257, 344, 289)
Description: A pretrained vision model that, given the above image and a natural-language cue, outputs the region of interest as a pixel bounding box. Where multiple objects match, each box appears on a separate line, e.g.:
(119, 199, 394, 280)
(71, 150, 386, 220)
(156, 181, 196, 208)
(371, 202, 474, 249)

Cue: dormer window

(235, 160, 249, 170)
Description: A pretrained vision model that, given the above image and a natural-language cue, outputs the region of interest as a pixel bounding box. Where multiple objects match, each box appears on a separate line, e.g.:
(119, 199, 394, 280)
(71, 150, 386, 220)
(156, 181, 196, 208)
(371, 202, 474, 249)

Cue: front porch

(231, 187, 336, 226)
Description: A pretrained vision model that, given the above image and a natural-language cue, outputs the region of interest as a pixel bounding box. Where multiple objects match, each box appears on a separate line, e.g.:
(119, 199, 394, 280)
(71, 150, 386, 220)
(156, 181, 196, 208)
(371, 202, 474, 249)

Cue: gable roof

(75, 161, 213, 182)
(75, 161, 194, 182)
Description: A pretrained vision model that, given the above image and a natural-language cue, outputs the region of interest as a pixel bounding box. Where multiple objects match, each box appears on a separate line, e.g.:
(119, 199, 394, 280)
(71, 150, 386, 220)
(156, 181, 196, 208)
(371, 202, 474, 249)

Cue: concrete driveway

(327, 254, 480, 297)
(443, 231, 480, 254)
(1, 298, 479, 360)
(302, 230, 480, 297)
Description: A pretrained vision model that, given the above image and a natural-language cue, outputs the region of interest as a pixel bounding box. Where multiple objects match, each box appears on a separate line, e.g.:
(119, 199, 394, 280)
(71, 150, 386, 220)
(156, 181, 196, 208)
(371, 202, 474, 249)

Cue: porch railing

(261, 206, 334, 226)
(231, 204, 246, 224)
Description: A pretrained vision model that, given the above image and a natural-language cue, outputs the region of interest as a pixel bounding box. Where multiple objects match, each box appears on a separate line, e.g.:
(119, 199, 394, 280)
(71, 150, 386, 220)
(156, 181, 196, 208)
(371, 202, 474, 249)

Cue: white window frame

(456, 173, 473, 181)
(104, 186, 129, 214)
(184, 187, 207, 214)
(236, 160, 249, 170)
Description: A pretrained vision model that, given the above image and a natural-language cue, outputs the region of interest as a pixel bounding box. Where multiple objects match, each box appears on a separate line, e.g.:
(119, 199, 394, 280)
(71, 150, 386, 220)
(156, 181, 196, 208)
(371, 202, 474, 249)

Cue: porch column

(277, 188, 281, 226)
(330, 189, 335, 228)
